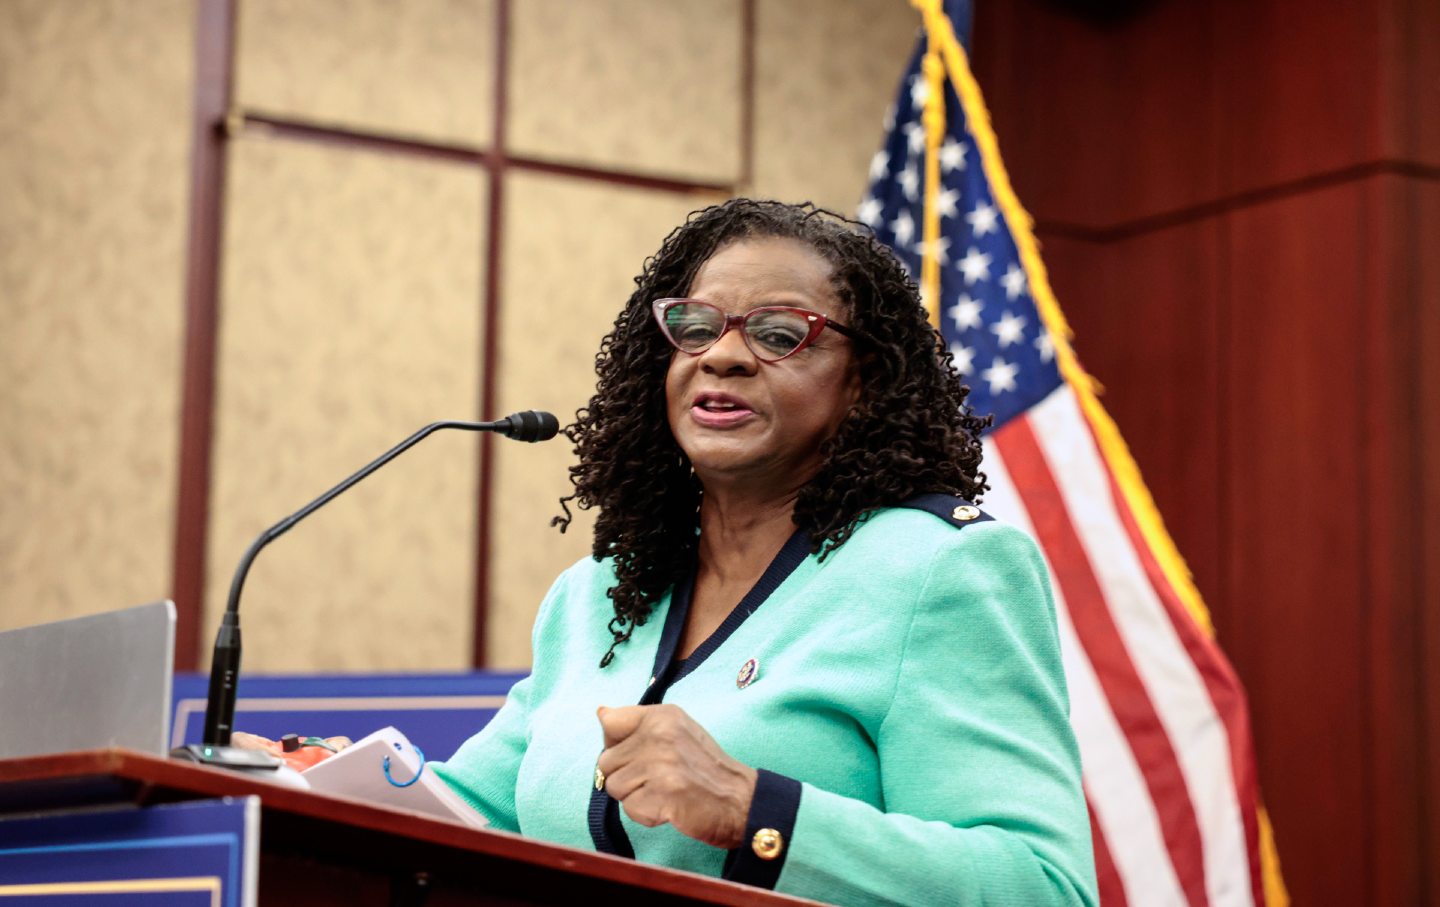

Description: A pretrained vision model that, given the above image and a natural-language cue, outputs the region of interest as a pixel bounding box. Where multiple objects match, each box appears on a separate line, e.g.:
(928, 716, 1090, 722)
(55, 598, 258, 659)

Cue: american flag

(861, 6, 1282, 906)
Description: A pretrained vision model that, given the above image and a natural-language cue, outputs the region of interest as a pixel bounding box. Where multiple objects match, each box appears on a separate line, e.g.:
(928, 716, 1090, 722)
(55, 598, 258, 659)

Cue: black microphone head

(502, 410, 559, 442)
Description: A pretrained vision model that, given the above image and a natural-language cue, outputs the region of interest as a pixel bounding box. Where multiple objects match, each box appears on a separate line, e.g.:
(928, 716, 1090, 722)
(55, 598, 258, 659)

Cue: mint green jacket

(434, 505, 1097, 906)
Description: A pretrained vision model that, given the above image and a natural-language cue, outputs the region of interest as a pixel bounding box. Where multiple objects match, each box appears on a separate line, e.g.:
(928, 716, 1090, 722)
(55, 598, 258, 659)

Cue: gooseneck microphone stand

(174, 411, 559, 770)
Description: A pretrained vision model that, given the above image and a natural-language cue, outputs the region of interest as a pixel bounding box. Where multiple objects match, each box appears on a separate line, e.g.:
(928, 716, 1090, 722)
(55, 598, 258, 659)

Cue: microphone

(495, 409, 559, 442)
(173, 411, 559, 770)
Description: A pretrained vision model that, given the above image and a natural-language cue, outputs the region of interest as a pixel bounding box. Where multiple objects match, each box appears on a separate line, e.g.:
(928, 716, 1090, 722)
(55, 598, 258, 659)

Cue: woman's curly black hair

(554, 198, 991, 667)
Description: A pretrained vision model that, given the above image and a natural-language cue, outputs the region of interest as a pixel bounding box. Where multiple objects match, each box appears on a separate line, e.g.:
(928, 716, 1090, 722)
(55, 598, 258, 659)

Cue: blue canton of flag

(859, 42, 1061, 432)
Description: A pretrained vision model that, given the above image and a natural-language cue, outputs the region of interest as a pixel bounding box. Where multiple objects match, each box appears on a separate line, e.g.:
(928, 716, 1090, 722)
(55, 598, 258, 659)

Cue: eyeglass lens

(661, 302, 815, 360)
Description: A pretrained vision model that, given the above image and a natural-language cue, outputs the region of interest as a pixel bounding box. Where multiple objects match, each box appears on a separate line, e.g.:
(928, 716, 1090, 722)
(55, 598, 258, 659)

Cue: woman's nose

(699, 328, 758, 375)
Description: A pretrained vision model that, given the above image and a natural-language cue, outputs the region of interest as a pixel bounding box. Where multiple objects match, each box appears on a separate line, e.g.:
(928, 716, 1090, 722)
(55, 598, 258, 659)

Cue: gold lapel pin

(736, 657, 760, 689)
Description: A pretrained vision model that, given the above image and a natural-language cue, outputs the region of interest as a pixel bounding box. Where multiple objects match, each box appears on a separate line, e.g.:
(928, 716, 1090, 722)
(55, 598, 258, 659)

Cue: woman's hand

(230, 731, 353, 771)
(596, 704, 757, 849)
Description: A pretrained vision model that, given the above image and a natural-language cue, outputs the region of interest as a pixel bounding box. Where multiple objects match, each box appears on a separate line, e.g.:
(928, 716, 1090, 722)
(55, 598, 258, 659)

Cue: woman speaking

(433, 199, 1097, 906)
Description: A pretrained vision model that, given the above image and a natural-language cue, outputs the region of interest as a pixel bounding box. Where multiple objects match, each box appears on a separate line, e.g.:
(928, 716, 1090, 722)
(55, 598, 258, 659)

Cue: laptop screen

(0, 601, 175, 759)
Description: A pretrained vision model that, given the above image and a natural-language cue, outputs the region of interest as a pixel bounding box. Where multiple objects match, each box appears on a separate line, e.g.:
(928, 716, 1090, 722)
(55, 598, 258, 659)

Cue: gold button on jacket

(751, 828, 784, 860)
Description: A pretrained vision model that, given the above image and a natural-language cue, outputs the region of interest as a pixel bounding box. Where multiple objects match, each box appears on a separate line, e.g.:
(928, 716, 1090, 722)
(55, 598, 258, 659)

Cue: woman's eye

(674, 321, 721, 346)
(748, 316, 806, 351)
(750, 325, 805, 353)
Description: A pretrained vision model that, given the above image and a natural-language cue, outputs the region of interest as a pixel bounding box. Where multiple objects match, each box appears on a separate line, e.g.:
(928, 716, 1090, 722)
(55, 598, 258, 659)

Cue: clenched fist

(596, 704, 758, 849)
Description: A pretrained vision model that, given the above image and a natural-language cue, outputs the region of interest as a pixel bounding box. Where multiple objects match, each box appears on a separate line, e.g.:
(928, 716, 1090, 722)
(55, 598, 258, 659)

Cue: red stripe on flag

(1090, 428, 1265, 905)
(1088, 795, 1130, 907)
(994, 416, 1209, 907)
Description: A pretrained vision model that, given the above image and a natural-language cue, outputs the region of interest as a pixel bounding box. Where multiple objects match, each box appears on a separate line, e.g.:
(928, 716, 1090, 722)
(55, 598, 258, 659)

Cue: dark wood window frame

(172, 0, 757, 669)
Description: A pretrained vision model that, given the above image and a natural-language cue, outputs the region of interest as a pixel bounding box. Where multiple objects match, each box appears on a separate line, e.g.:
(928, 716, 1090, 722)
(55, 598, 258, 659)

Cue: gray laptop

(0, 601, 175, 759)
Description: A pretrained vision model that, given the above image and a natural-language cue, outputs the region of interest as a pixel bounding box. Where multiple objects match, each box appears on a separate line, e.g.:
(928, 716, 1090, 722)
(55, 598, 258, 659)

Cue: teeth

(701, 399, 737, 410)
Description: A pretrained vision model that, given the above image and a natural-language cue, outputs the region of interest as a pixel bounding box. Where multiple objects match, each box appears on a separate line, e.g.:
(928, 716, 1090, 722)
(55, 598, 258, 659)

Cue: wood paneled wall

(0, 1, 919, 667)
(972, 1, 1439, 903)
(165, 0, 919, 673)
(0, 0, 194, 633)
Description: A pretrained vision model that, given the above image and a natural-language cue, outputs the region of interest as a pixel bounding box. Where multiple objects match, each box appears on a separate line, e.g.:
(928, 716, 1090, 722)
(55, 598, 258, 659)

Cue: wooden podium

(0, 750, 820, 905)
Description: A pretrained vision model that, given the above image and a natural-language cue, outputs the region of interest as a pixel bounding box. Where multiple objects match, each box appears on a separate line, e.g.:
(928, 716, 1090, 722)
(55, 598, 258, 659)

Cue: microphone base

(170, 744, 282, 772)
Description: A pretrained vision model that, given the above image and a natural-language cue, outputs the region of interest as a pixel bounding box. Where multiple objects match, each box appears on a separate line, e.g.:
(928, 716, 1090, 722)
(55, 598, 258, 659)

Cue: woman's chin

(688, 452, 762, 483)
(677, 426, 761, 468)
(687, 448, 772, 486)
(688, 451, 823, 498)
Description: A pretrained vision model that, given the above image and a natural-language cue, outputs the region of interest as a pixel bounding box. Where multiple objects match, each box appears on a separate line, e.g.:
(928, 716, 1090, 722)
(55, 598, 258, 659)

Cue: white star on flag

(909, 75, 929, 110)
(980, 356, 1019, 394)
(949, 342, 977, 375)
(1034, 330, 1055, 362)
(869, 151, 890, 181)
(948, 294, 983, 331)
(898, 164, 920, 201)
(991, 310, 1027, 347)
(856, 196, 883, 227)
(966, 202, 999, 236)
(918, 235, 951, 265)
(957, 247, 992, 285)
(1001, 263, 1028, 299)
(937, 187, 960, 219)
(940, 137, 966, 172)
(904, 122, 926, 155)
(891, 209, 916, 247)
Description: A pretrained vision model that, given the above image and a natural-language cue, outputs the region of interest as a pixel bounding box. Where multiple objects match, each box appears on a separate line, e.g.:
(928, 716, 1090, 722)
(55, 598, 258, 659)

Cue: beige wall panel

(236, 0, 495, 147)
(488, 173, 716, 667)
(508, 0, 742, 184)
(749, 0, 917, 214)
(0, 0, 192, 630)
(207, 136, 484, 671)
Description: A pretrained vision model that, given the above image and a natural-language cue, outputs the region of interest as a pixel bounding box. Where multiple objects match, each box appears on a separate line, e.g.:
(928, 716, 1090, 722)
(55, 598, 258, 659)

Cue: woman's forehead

(686, 236, 837, 301)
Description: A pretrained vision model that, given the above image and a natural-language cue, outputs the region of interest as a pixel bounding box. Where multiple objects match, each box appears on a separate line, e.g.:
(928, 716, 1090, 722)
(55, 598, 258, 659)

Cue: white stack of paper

(301, 726, 487, 829)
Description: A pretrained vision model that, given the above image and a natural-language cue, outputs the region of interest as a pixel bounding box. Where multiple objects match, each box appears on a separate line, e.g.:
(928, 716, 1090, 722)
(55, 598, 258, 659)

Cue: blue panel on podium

(171, 672, 526, 761)
(0, 796, 256, 906)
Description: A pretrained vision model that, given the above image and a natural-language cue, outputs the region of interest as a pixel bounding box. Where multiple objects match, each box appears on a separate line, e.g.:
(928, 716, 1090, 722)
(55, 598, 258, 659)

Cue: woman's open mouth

(691, 393, 755, 427)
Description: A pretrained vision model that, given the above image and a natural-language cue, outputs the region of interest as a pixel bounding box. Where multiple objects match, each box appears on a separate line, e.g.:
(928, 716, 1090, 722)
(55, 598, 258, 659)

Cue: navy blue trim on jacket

(587, 496, 987, 877)
(722, 769, 802, 888)
(588, 528, 811, 860)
